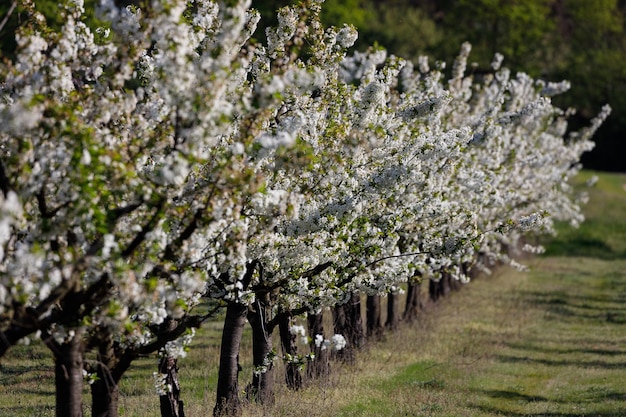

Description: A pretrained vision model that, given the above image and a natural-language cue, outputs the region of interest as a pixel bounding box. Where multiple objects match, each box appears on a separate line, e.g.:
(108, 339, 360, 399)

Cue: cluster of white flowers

(253, 349, 278, 376)
(82, 369, 98, 385)
(152, 372, 171, 396)
(313, 333, 346, 351)
(289, 324, 308, 344)
(0, 192, 22, 262)
(164, 328, 196, 359)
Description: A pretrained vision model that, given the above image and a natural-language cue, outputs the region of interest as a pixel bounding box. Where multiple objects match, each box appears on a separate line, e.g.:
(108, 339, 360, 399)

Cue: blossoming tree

(0, 0, 279, 415)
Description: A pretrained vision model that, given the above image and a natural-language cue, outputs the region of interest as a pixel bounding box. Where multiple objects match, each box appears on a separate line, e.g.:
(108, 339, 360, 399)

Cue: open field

(1, 170, 625, 416)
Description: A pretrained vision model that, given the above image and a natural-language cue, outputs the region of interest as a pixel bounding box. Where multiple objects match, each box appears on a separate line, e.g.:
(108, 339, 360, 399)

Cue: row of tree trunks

(213, 269, 471, 416)
(429, 270, 463, 302)
(58, 273, 452, 417)
(33, 270, 457, 417)
(365, 292, 403, 335)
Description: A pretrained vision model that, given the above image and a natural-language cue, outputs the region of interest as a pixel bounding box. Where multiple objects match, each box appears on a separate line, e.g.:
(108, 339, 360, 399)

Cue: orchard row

(0, 0, 608, 416)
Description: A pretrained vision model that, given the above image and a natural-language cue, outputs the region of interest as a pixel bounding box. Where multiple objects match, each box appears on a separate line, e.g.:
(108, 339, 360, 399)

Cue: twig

(364, 251, 430, 269)
(0, 1, 17, 34)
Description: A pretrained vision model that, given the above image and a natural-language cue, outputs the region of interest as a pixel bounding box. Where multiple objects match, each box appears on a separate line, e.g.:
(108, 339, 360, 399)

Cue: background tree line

(252, 0, 626, 171)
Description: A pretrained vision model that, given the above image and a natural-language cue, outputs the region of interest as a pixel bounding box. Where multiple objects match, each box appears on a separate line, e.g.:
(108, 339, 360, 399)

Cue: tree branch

(0, 160, 10, 197)
(108, 201, 144, 223)
(0, 1, 17, 34)
(364, 251, 430, 269)
(121, 197, 165, 258)
(163, 207, 204, 262)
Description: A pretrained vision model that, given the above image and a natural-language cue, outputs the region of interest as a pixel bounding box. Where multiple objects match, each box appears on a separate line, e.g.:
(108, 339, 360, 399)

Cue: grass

(543, 170, 626, 259)
(1, 169, 626, 416)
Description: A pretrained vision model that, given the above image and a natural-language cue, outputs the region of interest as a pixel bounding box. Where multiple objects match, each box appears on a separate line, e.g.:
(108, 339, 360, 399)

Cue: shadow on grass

(528, 291, 626, 306)
(475, 386, 626, 403)
(471, 403, 625, 417)
(495, 354, 626, 370)
(473, 388, 548, 402)
(0, 363, 50, 375)
(0, 364, 53, 388)
(0, 404, 54, 416)
(14, 388, 55, 397)
(542, 236, 621, 260)
(520, 288, 626, 324)
(506, 342, 626, 357)
(471, 376, 626, 415)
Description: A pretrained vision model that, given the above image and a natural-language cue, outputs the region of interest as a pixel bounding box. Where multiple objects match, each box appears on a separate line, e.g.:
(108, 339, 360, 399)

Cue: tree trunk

(449, 271, 462, 292)
(462, 261, 477, 280)
(347, 293, 364, 350)
(429, 271, 450, 302)
(214, 301, 248, 417)
(50, 330, 85, 417)
(159, 355, 185, 417)
(91, 377, 120, 417)
(366, 295, 382, 337)
(90, 337, 120, 417)
(385, 292, 399, 330)
(430, 270, 461, 302)
(246, 301, 275, 405)
(278, 314, 302, 390)
(332, 293, 364, 363)
(306, 312, 329, 380)
(429, 278, 442, 302)
(403, 278, 423, 322)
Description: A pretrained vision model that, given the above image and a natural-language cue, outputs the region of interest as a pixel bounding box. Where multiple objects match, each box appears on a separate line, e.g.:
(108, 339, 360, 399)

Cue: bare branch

(364, 251, 430, 269)
(0, 1, 17, 34)
(121, 197, 165, 258)
(0, 160, 11, 197)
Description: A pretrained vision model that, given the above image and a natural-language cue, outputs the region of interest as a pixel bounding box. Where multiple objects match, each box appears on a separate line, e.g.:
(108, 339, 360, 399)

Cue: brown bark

(278, 314, 302, 390)
(430, 270, 462, 302)
(385, 292, 399, 330)
(306, 312, 329, 380)
(159, 355, 185, 417)
(214, 301, 248, 417)
(403, 278, 423, 322)
(449, 272, 462, 292)
(246, 301, 275, 405)
(332, 293, 364, 363)
(46, 329, 85, 417)
(366, 295, 382, 337)
(91, 378, 120, 417)
(347, 293, 364, 350)
(90, 338, 120, 417)
(429, 273, 448, 302)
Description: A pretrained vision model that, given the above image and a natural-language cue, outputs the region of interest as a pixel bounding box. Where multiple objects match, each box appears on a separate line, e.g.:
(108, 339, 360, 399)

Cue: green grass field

(1, 170, 625, 416)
